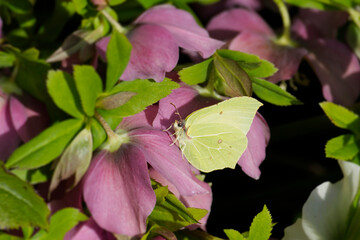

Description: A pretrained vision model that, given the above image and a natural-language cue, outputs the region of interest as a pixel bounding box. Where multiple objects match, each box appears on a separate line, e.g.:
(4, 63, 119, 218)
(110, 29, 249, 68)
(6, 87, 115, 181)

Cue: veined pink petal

(292, 9, 348, 40)
(119, 105, 158, 130)
(83, 149, 156, 236)
(229, 31, 307, 83)
(237, 113, 270, 180)
(153, 85, 218, 130)
(0, 96, 21, 161)
(9, 94, 49, 143)
(121, 24, 179, 82)
(207, 9, 274, 39)
(135, 4, 224, 58)
(304, 39, 360, 106)
(65, 218, 116, 240)
(130, 128, 209, 196)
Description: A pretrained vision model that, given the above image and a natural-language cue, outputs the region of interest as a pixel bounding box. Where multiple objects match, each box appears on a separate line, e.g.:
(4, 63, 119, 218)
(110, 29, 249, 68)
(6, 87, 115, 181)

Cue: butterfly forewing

(182, 122, 247, 172)
(185, 96, 262, 136)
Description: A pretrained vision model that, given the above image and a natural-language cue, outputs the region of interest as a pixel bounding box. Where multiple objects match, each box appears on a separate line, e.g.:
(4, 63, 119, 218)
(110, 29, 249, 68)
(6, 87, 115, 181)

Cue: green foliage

(213, 51, 252, 97)
(73, 65, 103, 117)
(105, 31, 132, 91)
(252, 77, 302, 106)
(0, 163, 50, 229)
(136, 0, 165, 8)
(11, 164, 52, 185)
(6, 118, 84, 169)
(0, 52, 15, 68)
(47, 70, 84, 118)
(320, 102, 360, 163)
(0, 0, 32, 14)
(100, 78, 179, 118)
(31, 208, 88, 240)
(147, 182, 207, 233)
(178, 58, 213, 85)
(325, 134, 360, 161)
(224, 205, 273, 240)
(49, 127, 93, 192)
(346, 23, 360, 59)
(320, 102, 360, 134)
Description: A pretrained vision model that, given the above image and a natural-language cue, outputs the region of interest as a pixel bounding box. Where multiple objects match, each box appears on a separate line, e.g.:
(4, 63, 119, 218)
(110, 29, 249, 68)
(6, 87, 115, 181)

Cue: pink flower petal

(130, 128, 209, 196)
(119, 105, 158, 130)
(83, 149, 156, 236)
(9, 94, 49, 143)
(292, 9, 348, 40)
(229, 31, 307, 83)
(153, 85, 218, 130)
(95, 37, 109, 62)
(237, 113, 270, 180)
(207, 9, 274, 39)
(0, 95, 21, 161)
(303, 39, 360, 106)
(65, 218, 116, 240)
(135, 4, 224, 58)
(121, 24, 179, 82)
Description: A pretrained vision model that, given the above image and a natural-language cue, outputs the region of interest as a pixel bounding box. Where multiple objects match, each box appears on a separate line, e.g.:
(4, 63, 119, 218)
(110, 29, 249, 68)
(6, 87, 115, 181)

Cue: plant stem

(273, 0, 295, 46)
(94, 111, 117, 140)
(101, 9, 126, 34)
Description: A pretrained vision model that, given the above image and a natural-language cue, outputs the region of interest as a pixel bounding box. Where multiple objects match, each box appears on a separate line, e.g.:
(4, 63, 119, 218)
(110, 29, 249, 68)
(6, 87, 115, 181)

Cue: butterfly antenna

(170, 102, 183, 121)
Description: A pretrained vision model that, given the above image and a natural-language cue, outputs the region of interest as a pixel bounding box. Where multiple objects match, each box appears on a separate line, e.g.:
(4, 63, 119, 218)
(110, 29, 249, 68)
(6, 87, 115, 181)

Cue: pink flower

(0, 90, 49, 161)
(207, 8, 307, 83)
(97, 4, 224, 82)
(292, 9, 360, 106)
(153, 85, 270, 180)
(82, 106, 209, 237)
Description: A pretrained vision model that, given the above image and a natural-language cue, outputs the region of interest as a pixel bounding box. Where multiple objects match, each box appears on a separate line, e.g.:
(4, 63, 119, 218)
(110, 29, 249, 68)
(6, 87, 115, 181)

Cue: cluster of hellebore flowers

(1, 0, 360, 239)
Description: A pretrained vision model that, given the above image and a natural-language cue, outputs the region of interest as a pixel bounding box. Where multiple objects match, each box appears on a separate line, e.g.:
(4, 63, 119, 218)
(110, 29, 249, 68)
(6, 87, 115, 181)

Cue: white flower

(283, 160, 360, 240)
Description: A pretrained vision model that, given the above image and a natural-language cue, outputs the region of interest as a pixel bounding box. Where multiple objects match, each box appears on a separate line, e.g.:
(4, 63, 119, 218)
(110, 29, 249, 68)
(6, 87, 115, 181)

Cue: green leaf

(47, 70, 83, 118)
(248, 205, 273, 240)
(37, 0, 76, 43)
(175, 229, 224, 240)
(90, 117, 107, 150)
(214, 52, 252, 97)
(0, 163, 50, 229)
(32, 208, 88, 240)
(96, 91, 137, 110)
(99, 78, 179, 118)
(136, 0, 164, 8)
(141, 224, 176, 240)
(49, 127, 93, 192)
(148, 185, 203, 232)
(0, 232, 23, 240)
(109, 0, 126, 6)
(178, 58, 213, 85)
(284, 0, 340, 10)
(0, 52, 15, 68)
(320, 101, 360, 134)
(1, 0, 32, 14)
(6, 118, 83, 169)
(11, 164, 52, 185)
(13, 50, 50, 102)
(224, 229, 245, 240)
(346, 23, 360, 59)
(325, 134, 360, 160)
(106, 31, 132, 91)
(216, 49, 278, 78)
(72, 0, 87, 15)
(252, 77, 302, 106)
(73, 65, 103, 117)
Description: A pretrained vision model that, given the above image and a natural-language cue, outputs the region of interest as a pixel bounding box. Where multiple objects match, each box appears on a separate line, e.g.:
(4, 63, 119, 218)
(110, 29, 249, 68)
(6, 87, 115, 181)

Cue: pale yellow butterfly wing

(175, 96, 262, 172)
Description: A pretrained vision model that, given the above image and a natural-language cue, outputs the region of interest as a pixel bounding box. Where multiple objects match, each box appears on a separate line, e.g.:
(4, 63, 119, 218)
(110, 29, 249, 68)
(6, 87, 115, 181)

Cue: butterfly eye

(177, 122, 183, 128)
